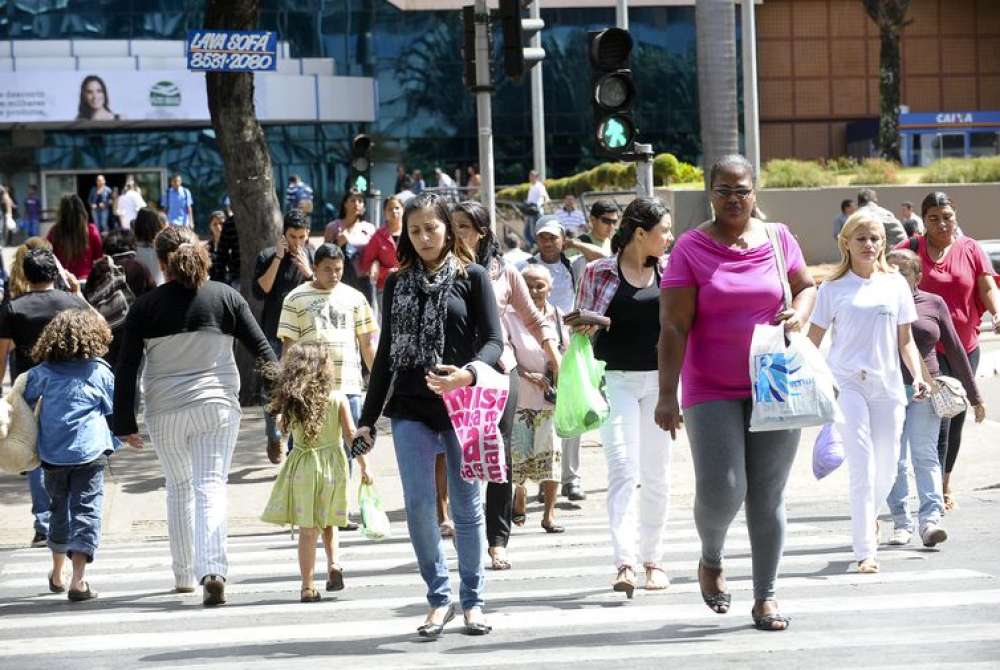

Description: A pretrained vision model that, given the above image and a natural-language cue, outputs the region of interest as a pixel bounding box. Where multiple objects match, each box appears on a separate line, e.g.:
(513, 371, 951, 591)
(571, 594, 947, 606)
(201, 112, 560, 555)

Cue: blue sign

(186, 30, 277, 72)
(900, 111, 1000, 129)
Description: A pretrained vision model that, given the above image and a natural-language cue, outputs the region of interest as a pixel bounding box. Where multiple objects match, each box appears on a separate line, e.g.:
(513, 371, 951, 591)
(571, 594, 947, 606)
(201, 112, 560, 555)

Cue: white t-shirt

(526, 181, 549, 207)
(542, 259, 575, 313)
(810, 270, 917, 401)
(117, 190, 146, 229)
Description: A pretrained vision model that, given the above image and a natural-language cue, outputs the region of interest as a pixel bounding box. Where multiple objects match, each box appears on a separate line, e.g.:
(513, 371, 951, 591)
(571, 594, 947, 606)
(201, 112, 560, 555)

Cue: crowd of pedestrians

(2, 153, 997, 641)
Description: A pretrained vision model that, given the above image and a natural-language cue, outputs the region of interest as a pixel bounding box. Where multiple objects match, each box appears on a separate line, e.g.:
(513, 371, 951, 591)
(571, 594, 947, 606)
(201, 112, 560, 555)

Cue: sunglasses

(712, 188, 754, 200)
(597, 216, 619, 225)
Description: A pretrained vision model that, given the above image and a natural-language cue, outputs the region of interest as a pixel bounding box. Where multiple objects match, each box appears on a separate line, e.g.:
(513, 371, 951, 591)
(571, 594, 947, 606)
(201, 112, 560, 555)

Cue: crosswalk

(1, 494, 998, 669)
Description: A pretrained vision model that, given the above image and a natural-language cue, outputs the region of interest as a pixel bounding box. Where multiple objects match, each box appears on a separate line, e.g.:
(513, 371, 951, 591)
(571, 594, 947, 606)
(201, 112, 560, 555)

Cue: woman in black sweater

(356, 192, 503, 637)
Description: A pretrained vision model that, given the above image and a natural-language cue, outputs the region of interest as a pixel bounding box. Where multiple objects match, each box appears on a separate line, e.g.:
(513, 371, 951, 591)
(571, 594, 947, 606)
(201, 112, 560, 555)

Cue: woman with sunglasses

(657, 154, 816, 631)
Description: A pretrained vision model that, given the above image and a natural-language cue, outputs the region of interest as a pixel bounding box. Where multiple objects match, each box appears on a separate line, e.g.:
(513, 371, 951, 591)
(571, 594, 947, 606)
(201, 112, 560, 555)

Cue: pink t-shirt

(660, 225, 805, 408)
(896, 236, 991, 354)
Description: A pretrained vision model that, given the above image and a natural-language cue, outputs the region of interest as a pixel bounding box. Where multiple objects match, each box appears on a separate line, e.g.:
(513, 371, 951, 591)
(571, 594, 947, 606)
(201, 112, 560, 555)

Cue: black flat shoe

(541, 522, 565, 534)
(417, 605, 455, 638)
(698, 561, 731, 614)
(48, 572, 65, 593)
(463, 609, 492, 635)
(202, 574, 226, 607)
(67, 583, 98, 602)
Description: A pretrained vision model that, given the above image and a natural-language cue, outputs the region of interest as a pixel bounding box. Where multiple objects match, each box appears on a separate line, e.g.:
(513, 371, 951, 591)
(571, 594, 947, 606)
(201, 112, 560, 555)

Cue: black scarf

(390, 255, 459, 370)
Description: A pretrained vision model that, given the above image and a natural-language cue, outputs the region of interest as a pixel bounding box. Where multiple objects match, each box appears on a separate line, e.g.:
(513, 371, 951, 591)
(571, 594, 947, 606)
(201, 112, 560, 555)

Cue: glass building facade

(0, 0, 703, 226)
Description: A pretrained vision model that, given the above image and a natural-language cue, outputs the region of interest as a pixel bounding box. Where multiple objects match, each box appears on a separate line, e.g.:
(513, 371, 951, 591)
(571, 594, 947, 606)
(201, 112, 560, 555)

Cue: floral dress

(261, 391, 350, 529)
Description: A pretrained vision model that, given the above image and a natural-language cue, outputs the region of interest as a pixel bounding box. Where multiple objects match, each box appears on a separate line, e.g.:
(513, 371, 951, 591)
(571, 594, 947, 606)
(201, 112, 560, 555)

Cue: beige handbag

(919, 358, 969, 419)
(0, 373, 41, 474)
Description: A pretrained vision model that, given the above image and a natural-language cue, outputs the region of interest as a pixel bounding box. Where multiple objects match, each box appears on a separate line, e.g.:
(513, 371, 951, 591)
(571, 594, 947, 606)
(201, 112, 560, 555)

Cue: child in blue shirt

(23, 308, 117, 601)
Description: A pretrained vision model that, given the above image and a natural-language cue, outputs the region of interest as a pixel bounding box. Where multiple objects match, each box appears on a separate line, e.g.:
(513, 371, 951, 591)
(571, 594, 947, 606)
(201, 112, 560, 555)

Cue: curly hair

(31, 309, 112, 363)
(262, 342, 336, 444)
(154, 226, 210, 289)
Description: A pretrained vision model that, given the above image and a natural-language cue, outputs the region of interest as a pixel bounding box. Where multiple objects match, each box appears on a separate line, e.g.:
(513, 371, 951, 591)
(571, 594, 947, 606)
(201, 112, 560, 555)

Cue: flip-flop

(752, 606, 791, 631)
(488, 548, 511, 571)
(512, 513, 527, 527)
(48, 572, 65, 593)
(541, 522, 565, 534)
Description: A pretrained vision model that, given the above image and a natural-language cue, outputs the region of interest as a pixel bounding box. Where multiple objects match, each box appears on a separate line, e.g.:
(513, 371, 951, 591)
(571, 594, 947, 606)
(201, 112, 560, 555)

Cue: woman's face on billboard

(84, 80, 106, 111)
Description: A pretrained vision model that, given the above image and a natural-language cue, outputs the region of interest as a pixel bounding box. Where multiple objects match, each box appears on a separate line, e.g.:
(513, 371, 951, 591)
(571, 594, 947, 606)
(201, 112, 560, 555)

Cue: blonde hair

(10, 237, 54, 300)
(829, 211, 894, 281)
(262, 342, 336, 444)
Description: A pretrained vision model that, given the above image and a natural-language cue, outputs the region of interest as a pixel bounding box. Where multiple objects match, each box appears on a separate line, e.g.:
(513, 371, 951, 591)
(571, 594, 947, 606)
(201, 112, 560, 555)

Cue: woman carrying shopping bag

(807, 213, 929, 575)
(656, 155, 816, 631)
(575, 196, 673, 598)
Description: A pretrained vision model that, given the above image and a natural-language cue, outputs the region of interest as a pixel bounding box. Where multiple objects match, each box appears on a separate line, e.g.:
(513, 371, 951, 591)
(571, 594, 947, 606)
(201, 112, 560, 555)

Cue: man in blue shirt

(160, 174, 194, 227)
(88, 175, 113, 233)
(285, 175, 314, 219)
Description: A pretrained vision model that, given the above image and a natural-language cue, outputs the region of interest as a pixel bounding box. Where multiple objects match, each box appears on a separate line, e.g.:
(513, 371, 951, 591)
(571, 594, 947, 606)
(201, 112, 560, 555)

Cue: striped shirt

(277, 282, 377, 394)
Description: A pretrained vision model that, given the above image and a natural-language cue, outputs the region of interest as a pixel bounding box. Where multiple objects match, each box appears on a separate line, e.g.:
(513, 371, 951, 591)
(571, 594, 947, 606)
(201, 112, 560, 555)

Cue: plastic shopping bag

(554, 332, 610, 438)
(812, 423, 845, 480)
(0, 373, 40, 475)
(749, 324, 842, 432)
(442, 361, 510, 484)
(358, 482, 391, 541)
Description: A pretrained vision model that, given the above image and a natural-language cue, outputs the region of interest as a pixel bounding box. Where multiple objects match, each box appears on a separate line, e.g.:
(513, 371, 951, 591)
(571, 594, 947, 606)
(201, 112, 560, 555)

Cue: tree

(863, 0, 913, 162)
(204, 0, 283, 403)
(695, 0, 740, 195)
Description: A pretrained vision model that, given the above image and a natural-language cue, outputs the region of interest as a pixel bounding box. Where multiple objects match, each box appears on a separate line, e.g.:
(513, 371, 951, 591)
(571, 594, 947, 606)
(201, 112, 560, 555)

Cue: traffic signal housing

(348, 134, 373, 194)
(589, 28, 637, 158)
(499, 0, 545, 81)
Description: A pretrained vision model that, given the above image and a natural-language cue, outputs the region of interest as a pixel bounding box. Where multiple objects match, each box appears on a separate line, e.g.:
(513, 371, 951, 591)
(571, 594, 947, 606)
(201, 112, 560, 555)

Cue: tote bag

(749, 225, 841, 432)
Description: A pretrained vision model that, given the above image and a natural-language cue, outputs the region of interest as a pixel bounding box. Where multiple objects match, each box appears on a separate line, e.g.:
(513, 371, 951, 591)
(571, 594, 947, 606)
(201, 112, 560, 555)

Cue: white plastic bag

(749, 324, 842, 432)
(812, 423, 845, 479)
(358, 482, 391, 541)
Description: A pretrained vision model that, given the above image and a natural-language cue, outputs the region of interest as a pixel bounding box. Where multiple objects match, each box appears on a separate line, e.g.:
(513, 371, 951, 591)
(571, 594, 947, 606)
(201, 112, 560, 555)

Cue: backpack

(84, 256, 135, 330)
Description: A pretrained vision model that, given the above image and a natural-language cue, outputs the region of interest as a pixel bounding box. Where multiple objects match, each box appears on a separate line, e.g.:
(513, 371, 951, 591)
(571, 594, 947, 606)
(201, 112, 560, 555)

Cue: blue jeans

(44, 460, 105, 561)
(28, 467, 50, 535)
(93, 208, 109, 233)
(887, 396, 944, 533)
(391, 418, 486, 610)
(263, 337, 283, 443)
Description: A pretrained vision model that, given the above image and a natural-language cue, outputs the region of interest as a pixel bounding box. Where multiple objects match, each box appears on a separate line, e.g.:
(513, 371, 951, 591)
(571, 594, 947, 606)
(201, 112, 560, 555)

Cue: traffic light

(348, 134, 373, 194)
(499, 0, 545, 81)
(589, 28, 637, 157)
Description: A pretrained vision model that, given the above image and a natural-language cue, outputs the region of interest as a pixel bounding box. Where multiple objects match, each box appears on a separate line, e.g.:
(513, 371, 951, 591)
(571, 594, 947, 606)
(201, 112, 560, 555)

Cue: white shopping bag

(749, 324, 842, 432)
(812, 423, 845, 479)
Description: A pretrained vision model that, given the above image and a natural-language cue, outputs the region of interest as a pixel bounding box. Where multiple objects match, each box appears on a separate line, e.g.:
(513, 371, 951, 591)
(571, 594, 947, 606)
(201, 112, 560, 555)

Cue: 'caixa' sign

(900, 111, 1000, 129)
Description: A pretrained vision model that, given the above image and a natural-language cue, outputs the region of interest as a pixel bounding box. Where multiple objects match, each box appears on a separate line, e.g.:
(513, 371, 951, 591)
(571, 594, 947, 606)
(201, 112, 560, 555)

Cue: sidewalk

(2, 369, 998, 549)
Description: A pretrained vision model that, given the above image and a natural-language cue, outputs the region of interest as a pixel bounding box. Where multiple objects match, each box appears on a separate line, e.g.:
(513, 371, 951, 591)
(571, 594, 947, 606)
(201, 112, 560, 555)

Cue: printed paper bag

(442, 361, 510, 484)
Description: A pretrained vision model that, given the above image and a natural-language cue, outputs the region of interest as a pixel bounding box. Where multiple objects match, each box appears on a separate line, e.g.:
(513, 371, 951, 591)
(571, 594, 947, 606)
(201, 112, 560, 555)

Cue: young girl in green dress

(261, 342, 372, 602)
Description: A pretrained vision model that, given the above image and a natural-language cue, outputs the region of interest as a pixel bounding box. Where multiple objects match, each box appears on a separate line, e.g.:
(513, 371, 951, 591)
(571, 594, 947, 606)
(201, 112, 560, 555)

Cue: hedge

(922, 156, 1000, 184)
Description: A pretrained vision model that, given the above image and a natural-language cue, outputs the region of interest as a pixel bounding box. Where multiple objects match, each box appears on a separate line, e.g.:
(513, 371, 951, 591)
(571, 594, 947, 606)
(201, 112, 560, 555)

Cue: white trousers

(146, 403, 242, 587)
(598, 370, 672, 569)
(835, 375, 905, 562)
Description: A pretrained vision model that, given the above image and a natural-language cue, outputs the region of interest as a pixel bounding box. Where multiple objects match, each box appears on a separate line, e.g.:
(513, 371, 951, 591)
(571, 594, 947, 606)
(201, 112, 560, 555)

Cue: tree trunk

(204, 0, 283, 404)
(863, 0, 913, 163)
(695, 0, 740, 207)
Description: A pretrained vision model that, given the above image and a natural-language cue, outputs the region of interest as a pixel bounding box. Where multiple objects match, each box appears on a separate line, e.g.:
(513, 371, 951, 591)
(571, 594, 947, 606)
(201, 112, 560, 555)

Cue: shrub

(762, 159, 836, 188)
(849, 158, 900, 185)
(823, 156, 859, 174)
(922, 156, 1000, 184)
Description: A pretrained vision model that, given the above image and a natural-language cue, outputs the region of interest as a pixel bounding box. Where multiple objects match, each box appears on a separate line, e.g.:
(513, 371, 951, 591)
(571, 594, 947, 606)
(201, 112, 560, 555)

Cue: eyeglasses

(712, 188, 754, 200)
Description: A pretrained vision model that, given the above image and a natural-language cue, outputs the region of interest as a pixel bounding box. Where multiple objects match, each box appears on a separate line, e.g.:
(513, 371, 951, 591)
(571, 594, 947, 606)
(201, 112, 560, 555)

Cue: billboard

(0, 71, 209, 123)
(187, 30, 278, 72)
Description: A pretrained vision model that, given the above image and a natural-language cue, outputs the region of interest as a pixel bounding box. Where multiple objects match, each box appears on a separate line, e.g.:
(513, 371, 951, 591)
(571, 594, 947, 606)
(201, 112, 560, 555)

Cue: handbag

(749, 225, 841, 432)
(0, 373, 41, 475)
(919, 357, 968, 419)
(561, 309, 611, 329)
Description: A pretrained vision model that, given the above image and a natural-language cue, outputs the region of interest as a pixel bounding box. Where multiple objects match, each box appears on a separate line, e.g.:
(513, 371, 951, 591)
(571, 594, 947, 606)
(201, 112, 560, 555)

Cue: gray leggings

(684, 399, 799, 600)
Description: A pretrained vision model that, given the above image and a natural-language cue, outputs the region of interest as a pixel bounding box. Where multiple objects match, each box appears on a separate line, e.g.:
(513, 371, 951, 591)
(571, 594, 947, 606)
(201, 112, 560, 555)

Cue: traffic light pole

(529, 0, 545, 181)
(634, 142, 654, 198)
(474, 0, 497, 230)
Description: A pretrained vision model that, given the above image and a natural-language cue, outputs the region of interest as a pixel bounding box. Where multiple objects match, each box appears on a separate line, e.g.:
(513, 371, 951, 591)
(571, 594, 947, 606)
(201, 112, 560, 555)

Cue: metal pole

(634, 142, 654, 198)
(530, 0, 546, 181)
(474, 0, 496, 230)
(616, 0, 628, 30)
(369, 189, 383, 229)
(741, 0, 761, 176)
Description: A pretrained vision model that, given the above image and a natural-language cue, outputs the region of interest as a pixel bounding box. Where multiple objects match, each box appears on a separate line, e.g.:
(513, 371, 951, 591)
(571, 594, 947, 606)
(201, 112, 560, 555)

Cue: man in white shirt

(899, 201, 923, 237)
(116, 178, 146, 230)
(434, 167, 456, 189)
(524, 170, 550, 245)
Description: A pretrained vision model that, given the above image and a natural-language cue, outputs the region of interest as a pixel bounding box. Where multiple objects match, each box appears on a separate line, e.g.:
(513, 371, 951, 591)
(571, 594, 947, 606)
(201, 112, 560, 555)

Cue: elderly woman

(884, 249, 984, 548)
(657, 155, 816, 631)
(895, 192, 1000, 511)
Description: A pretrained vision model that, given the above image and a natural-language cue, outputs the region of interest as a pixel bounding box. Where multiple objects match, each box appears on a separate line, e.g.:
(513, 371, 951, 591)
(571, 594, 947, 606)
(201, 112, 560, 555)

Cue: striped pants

(146, 404, 242, 588)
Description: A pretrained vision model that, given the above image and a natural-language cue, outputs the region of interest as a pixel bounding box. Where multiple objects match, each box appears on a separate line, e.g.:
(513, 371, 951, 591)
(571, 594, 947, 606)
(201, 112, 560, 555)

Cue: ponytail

(154, 226, 211, 289)
(612, 197, 671, 255)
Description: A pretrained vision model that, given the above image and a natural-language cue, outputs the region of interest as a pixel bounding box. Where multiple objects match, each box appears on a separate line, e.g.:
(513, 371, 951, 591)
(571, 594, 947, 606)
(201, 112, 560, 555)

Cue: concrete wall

(657, 183, 1000, 265)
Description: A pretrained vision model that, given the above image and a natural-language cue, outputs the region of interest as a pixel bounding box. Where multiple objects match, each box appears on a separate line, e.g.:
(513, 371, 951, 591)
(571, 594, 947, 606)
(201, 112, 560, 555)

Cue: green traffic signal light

(597, 115, 635, 151)
(353, 174, 368, 193)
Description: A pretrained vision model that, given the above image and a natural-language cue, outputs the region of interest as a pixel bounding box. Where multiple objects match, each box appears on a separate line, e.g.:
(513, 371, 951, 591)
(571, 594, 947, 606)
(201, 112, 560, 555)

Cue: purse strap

(765, 223, 793, 311)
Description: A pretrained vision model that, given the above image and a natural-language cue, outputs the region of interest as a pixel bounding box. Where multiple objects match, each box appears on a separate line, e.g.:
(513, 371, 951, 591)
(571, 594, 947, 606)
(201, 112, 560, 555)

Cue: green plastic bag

(554, 332, 610, 438)
(358, 482, 391, 541)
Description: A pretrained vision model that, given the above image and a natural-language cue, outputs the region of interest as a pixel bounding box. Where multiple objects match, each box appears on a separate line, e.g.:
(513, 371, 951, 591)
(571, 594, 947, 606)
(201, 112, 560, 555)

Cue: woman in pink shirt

(896, 192, 1000, 510)
(325, 189, 376, 306)
(47, 194, 103, 280)
(656, 155, 816, 632)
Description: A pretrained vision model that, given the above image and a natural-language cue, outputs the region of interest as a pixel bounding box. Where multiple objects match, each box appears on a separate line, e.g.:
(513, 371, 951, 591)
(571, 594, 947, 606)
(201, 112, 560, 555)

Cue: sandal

(752, 602, 791, 631)
(698, 561, 731, 614)
(48, 572, 65, 593)
(612, 566, 636, 599)
(541, 521, 565, 534)
(300, 587, 321, 602)
(643, 563, 670, 591)
(488, 547, 511, 571)
(857, 558, 879, 574)
(943, 493, 957, 513)
(326, 564, 345, 591)
(67, 582, 98, 602)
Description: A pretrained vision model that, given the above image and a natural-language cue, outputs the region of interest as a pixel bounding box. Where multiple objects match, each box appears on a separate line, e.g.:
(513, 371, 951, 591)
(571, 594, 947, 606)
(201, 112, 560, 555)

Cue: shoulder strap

(553, 306, 565, 350)
(765, 223, 793, 310)
(908, 236, 919, 253)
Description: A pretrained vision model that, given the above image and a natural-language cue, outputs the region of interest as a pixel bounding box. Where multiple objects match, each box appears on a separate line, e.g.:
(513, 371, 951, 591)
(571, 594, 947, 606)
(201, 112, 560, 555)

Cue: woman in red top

(897, 191, 1000, 509)
(360, 195, 403, 314)
(48, 194, 103, 280)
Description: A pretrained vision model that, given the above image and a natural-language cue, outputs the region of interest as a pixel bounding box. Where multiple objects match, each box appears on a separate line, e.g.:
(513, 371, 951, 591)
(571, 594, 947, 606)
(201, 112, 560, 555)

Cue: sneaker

(30, 532, 47, 548)
(888, 527, 912, 546)
(921, 524, 948, 548)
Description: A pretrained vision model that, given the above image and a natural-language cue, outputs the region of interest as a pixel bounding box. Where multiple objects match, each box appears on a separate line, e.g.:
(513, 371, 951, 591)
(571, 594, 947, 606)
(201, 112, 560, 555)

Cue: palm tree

(863, 0, 913, 162)
(695, 0, 739, 193)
